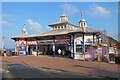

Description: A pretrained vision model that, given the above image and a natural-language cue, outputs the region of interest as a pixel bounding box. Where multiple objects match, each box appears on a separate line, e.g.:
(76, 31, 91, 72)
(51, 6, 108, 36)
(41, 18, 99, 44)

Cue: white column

(15, 40, 17, 55)
(18, 39, 20, 55)
(35, 40, 38, 56)
(60, 25, 61, 29)
(73, 34, 77, 59)
(51, 27, 53, 30)
(26, 40, 28, 55)
(74, 34, 76, 54)
(70, 34, 73, 58)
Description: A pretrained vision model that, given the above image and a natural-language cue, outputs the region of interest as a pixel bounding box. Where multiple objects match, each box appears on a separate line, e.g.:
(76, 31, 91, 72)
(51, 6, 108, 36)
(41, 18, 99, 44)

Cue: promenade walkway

(2, 56, 119, 79)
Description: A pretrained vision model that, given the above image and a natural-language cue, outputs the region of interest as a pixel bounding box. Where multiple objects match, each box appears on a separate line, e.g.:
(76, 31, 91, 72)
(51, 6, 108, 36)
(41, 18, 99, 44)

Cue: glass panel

(76, 45, 82, 53)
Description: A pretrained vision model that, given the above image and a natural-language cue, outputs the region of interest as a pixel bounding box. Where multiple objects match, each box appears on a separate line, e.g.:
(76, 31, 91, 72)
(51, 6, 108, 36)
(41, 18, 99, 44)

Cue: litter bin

(115, 56, 120, 64)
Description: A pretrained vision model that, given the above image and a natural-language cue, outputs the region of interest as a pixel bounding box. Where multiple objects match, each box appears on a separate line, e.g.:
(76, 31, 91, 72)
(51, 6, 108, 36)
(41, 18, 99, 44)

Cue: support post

(53, 43, 55, 57)
(73, 34, 75, 59)
(82, 33, 85, 60)
(93, 34, 95, 44)
(18, 39, 20, 56)
(98, 36, 100, 45)
(52, 36, 56, 57)
(26, 39, 28, 55)
(36, 40, 38, 56)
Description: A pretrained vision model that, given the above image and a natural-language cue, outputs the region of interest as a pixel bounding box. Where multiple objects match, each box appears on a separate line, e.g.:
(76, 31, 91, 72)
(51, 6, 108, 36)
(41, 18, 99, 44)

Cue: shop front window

(76, 45, 82, 53)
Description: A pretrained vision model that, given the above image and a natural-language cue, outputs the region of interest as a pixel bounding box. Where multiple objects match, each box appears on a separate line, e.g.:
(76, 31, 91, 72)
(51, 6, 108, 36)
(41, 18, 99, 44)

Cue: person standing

(4, 51, 7, 57)
(58, 49, 61, 55)
(62, 50, 65, 57)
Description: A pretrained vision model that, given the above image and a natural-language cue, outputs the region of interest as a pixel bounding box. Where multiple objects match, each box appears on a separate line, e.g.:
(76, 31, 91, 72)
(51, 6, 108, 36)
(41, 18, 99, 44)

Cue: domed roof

(60, 14, 67, 17)
(22, 28, 26, 31)
(80, 18, 86, 22)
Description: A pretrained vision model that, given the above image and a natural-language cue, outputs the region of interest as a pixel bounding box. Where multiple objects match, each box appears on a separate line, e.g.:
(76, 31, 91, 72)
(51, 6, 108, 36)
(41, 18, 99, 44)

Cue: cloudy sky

(1, 2, 119, 49)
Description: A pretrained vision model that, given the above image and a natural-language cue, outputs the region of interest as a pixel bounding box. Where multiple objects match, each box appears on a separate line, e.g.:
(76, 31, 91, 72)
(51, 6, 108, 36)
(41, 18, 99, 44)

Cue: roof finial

(23, 23, 26, 29)
(82, 10, 84, 19)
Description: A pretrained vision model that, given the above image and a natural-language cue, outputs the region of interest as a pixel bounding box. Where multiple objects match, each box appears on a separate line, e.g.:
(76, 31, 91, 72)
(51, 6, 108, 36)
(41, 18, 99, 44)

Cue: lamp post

(2, 35, 5, 49)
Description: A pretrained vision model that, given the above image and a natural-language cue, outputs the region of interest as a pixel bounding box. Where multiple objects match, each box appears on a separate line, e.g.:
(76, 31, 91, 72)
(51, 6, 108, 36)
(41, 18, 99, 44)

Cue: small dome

(22, 28, 26, 31)
(60, 14, 67, 17)
(80, 18, 86, 22)
(60, 15, 68, 22)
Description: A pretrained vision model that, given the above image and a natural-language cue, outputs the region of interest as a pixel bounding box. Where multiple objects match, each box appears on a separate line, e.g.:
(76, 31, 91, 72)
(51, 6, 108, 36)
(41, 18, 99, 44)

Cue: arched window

(61, 26, 63, 28)
(58, 26, 60, 29)
(55, 26, 57, 30)
(84, 23, 85, 27)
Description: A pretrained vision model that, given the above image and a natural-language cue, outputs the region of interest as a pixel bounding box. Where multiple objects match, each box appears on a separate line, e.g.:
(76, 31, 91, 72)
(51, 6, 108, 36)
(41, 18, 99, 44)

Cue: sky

(1, 2, 119, 49)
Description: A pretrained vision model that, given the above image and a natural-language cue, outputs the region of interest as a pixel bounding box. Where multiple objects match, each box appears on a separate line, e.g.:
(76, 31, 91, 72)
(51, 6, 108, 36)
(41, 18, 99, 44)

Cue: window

(84, 23, 85, 27)
(61, 26, 63, 28)
(76, 45, 82, 53)
(55, 26, 57, 30)
(81, 23, 83, 27)
(58, 26, 60, 29)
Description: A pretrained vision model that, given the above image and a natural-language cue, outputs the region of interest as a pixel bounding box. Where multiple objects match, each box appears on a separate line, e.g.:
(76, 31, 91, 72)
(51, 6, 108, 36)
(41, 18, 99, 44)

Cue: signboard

(84, 35, 93, 44)
(38, 40, 70, 45)
(55, 40, 70, 44)
(55, 36, 70, 40)
(19, 40, 26, 46)
(75, 37, 83, 44)
(75, 35, 93, 45)
(28, 41, 37, 45)
(38, 40, 53, 45)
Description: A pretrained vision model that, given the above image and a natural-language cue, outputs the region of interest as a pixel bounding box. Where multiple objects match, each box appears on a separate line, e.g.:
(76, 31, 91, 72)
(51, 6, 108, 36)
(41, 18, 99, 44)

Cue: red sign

(19, 40, 26, 46)
(28, 41, 37, 45)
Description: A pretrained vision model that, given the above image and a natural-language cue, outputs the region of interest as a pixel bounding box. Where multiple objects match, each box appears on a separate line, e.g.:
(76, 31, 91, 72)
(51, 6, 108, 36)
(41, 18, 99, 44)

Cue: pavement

(2, 61, 94, 78)
(1, 55, 120, 79)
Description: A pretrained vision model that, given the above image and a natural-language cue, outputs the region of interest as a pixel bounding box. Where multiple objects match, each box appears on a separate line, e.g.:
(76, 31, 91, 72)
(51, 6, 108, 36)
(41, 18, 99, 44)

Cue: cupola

(79, 11, 87, 28)
(22, 24, 27, 36)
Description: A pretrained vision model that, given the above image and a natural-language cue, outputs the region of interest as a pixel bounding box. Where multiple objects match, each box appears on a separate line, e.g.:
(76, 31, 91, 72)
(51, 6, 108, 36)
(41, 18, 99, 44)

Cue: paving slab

(1, 56, 119, 79)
